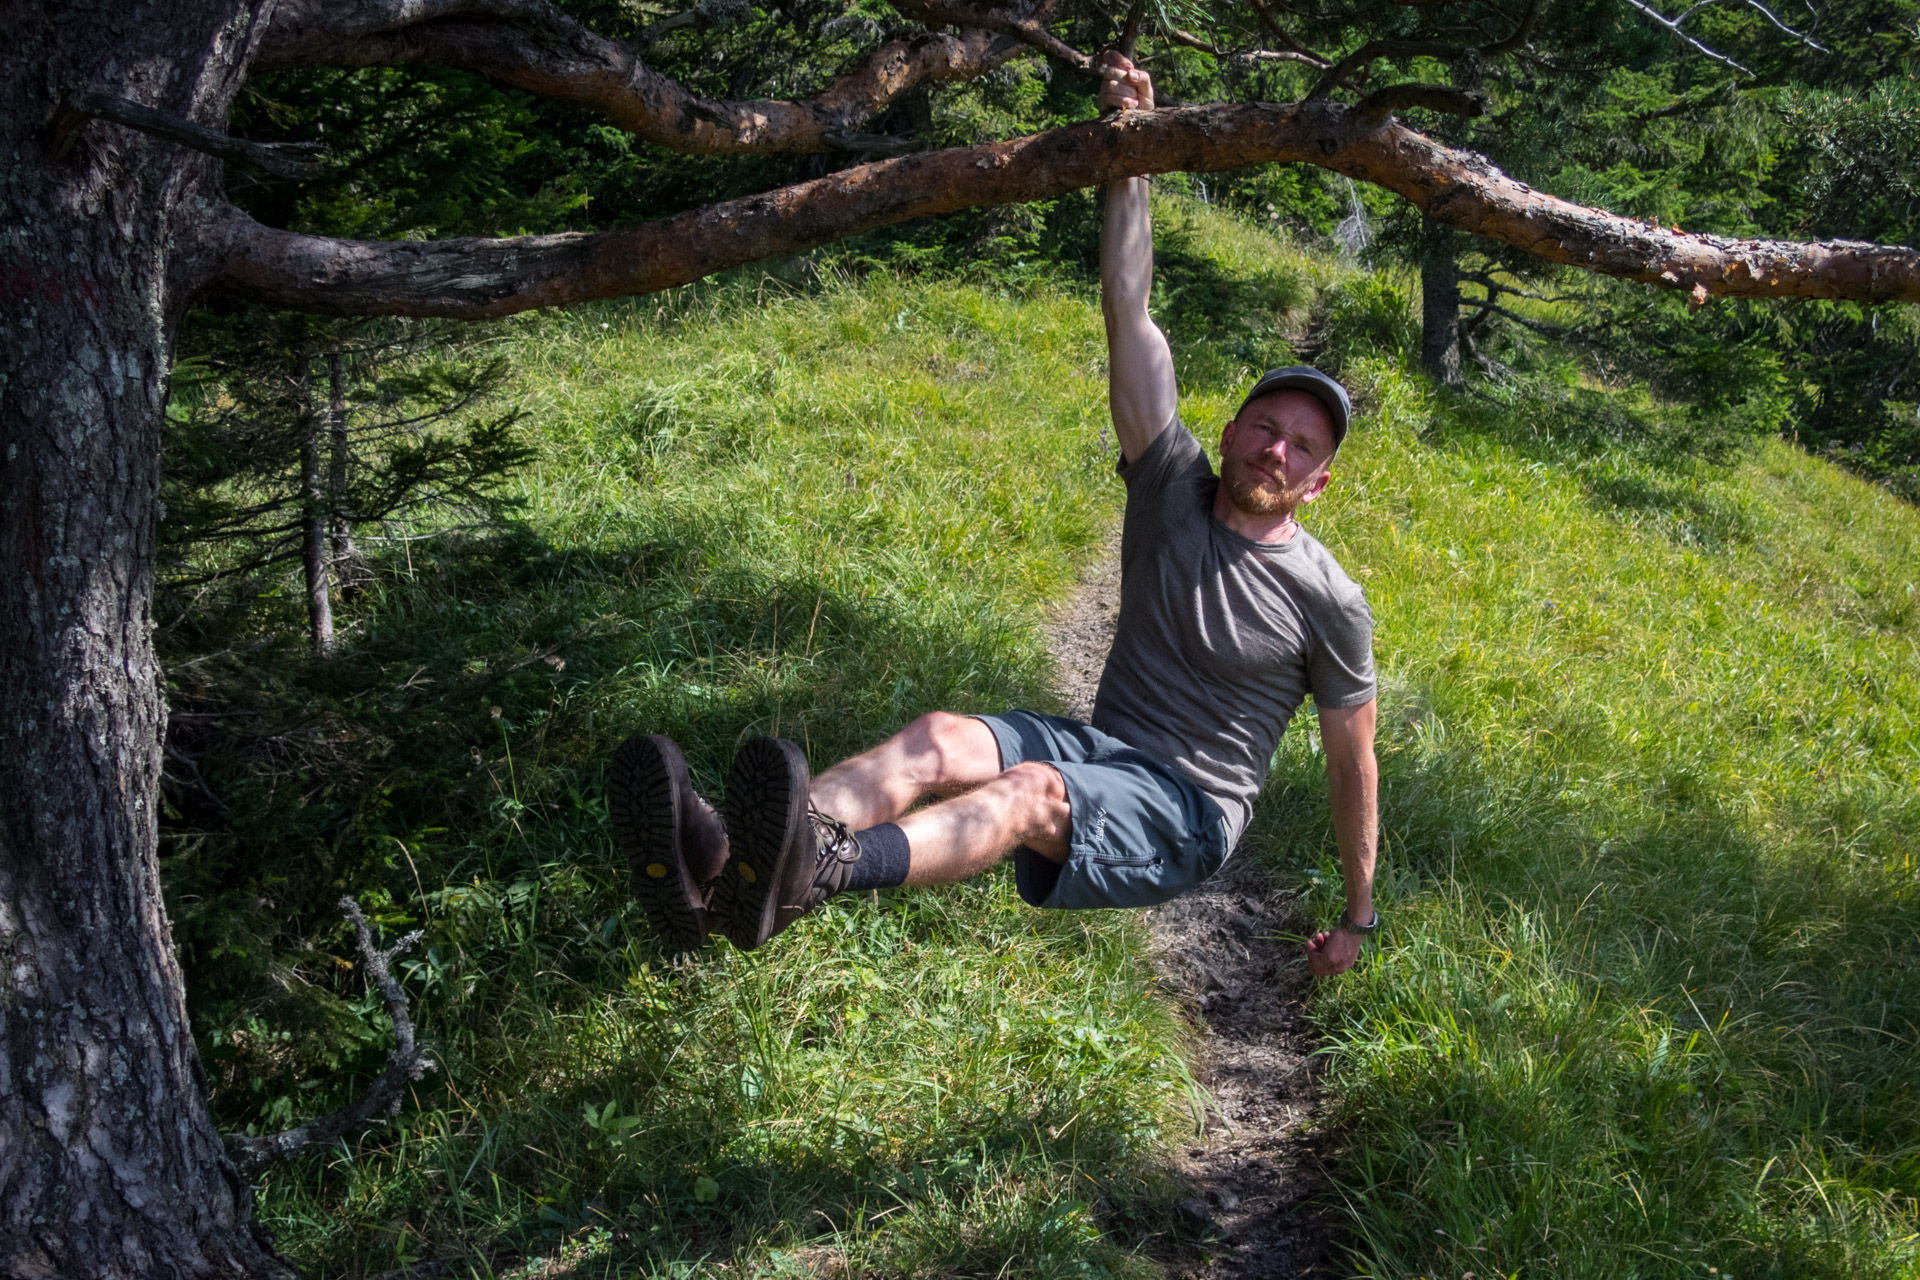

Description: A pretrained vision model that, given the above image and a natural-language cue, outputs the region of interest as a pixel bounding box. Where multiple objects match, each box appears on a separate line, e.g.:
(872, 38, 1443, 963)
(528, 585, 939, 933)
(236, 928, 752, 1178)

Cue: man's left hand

(1306, 924, 1363, 977)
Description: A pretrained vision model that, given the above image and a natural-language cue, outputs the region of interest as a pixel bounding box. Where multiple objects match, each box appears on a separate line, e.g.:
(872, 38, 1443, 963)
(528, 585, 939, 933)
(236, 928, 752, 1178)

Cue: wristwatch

(1336, 908, 1381, 937)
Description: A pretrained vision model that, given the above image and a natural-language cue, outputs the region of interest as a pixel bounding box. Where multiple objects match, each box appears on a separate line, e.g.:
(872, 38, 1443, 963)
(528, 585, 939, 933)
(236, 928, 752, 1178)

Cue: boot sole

(716, 736, 810, 951)
(609, 734, 709, 951)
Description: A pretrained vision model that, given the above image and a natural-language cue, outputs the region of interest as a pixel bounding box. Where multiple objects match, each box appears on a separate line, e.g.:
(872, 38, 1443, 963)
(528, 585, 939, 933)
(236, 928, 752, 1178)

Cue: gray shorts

(973, 710, 1231, 911)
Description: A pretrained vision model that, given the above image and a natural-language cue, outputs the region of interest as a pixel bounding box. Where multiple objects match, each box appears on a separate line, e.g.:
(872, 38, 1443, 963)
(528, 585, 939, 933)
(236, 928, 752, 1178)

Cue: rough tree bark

(0, 2, 294, 1276)
(1421, 215, 1463, 386)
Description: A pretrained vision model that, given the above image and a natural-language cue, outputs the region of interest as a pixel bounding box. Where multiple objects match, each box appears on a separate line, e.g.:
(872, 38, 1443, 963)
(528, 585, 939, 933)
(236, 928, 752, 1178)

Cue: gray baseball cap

(1235, 366, 1352, 452)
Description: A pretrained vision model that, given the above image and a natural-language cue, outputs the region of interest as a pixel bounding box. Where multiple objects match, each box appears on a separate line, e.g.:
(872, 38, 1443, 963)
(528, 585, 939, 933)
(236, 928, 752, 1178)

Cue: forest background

(145, 0, 1920, 1275)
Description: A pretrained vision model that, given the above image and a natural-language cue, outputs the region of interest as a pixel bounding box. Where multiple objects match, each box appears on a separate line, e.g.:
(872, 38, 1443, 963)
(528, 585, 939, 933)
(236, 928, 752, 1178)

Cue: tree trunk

(1420, 214, 1463, 387)
(326, 346, 359, 586)
(0, 3, 293, 1275)
(297, 354, 335, 658)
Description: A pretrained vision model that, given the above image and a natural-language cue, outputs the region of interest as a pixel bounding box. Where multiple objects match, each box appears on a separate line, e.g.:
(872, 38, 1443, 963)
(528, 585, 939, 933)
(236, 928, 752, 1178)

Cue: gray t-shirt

(1090, 418, 1377, 850)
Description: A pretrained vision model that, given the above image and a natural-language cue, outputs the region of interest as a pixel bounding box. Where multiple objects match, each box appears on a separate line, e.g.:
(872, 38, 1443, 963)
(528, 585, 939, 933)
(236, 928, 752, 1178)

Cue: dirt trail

(1048, 548, 1337, 1279)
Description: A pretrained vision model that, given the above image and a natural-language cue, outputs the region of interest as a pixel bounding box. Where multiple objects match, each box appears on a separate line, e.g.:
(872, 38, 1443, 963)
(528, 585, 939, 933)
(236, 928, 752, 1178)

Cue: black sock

(845, 822, 911, 892)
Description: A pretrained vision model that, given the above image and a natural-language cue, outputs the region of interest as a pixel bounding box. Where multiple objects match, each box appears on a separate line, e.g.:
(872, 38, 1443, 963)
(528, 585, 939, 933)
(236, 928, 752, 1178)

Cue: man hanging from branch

(610, 54, 1381, 978)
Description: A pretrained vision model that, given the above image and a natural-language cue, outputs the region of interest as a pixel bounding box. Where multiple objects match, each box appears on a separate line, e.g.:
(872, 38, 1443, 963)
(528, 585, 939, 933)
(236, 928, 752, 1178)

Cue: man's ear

(1299, 468, 1334, 505)
(1220, 419, 1237, 453)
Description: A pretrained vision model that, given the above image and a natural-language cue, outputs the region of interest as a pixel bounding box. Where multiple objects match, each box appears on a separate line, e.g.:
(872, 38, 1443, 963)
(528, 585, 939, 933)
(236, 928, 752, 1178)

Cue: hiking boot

(609, 734, 730, 951)
(716, 736, 864, 951)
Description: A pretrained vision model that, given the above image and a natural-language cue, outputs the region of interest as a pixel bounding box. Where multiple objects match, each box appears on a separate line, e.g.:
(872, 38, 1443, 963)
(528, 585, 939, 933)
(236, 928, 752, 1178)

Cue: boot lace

(807, 804, 863, 865)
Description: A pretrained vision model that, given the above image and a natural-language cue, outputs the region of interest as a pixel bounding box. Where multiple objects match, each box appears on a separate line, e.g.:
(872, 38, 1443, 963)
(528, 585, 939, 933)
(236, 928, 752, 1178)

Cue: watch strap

(1337, 908, 1381, 937)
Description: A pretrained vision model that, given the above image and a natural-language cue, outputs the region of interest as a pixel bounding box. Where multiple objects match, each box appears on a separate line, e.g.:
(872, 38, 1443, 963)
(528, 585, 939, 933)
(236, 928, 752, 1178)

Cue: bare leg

(897, 762, 1072, 885)
(810, 711, 1004, 829)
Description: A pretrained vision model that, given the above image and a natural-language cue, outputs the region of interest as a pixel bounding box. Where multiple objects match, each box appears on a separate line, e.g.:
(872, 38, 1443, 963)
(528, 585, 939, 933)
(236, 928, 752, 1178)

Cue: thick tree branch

(207, 100, 1920, 318)
(890, 0, 1092, 70)
(1309, 39, 1465, 100)
(1354, 82, 1487, 122)
(224, 899, 436, 1176)
(259, 1, 1023, 155)
(257, 0, 546, 61)
(1308, 0, 1541, 103)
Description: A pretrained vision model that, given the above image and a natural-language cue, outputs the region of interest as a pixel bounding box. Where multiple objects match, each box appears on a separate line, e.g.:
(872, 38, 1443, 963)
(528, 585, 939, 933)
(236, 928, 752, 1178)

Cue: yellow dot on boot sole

(738, 864, 758, 883)
(645, 863, 668, 879)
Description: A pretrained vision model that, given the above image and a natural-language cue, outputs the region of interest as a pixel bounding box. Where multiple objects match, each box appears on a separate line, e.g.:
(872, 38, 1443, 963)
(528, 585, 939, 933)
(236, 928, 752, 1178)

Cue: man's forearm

(1101, 176, 1176, 457)
(1327, 755, 1378, 921)
(1101, 176, 1152, 321)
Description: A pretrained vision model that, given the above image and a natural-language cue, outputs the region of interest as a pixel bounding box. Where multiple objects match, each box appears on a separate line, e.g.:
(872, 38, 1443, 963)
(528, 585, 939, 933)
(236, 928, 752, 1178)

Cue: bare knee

(999, 762, 1072, 857)
(900, 711, 1000, 787)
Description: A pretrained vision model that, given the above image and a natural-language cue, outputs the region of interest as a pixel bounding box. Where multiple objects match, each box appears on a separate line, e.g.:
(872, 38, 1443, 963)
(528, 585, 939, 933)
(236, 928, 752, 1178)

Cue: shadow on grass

(161, 515, 1191, 1278)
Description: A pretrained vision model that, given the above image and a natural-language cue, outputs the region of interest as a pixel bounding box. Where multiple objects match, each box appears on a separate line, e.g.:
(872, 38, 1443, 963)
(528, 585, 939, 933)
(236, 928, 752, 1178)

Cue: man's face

(1218, 390, 1337, 520)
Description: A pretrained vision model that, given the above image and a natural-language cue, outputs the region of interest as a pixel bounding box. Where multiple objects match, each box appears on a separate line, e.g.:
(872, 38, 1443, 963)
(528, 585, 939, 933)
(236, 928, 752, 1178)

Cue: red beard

(1221, 452, 1317, 519)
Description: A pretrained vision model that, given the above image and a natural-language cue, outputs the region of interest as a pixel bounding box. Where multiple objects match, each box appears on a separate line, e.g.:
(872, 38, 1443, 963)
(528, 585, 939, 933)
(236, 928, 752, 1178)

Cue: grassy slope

(248, 272, 1206, 1279)
(228, 202, 1920, 1277)
(1263, 363, 1920, 1277)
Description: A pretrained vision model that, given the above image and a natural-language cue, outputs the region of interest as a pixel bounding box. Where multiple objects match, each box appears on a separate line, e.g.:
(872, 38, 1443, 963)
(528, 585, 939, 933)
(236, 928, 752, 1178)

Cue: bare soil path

(1048, 546, 1339, 1280)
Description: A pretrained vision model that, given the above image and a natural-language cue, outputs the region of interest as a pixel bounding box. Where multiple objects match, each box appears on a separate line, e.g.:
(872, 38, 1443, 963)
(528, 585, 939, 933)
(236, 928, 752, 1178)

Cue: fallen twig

(225, 898, 436, 1176)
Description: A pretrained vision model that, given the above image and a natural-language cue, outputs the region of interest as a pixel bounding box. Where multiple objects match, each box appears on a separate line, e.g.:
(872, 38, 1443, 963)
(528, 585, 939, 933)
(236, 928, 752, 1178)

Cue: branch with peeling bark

(224, 898, 436, 1176)
(258, 0, 1024, 155)
(204, 99, 1920, 319)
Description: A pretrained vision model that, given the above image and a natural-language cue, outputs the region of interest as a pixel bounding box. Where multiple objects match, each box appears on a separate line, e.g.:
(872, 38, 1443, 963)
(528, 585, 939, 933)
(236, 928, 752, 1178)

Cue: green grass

(1255, 358, 1920, 1278)
(189, 267, 1261, 1278)
(167, 199, 1920, 1278)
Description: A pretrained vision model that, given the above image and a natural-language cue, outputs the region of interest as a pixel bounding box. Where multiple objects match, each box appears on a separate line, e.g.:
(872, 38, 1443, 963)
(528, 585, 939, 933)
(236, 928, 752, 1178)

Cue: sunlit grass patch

(1257, 357, 1920, 1278)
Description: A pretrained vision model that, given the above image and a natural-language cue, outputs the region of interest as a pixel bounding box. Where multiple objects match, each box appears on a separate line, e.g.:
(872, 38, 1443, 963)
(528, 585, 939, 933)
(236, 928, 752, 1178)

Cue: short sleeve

(1308, 588, 1377, 709)
(1115, 413, 1204, 499)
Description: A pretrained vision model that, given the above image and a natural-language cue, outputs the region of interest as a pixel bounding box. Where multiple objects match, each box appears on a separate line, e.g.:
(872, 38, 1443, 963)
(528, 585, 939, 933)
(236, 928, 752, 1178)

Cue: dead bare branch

(224, 898, 435, 1176)
(1165, 27, 1329, 65)
(1244, 0, 1331, 66)
(205, 100, 1920, 318)
(50, 91, 328, 178)
(1461, 296, 1577, 337)
(1617, 0, 1756, 72)
(1460, 322, 1516, 382)
(1307, 0, 1542, 103)
(1666, 0, 1829, 50)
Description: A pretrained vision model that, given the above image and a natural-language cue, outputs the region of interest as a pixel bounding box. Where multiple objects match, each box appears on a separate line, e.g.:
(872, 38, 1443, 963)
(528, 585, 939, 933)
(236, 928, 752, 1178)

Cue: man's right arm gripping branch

(1098, 53, 1178, 464)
